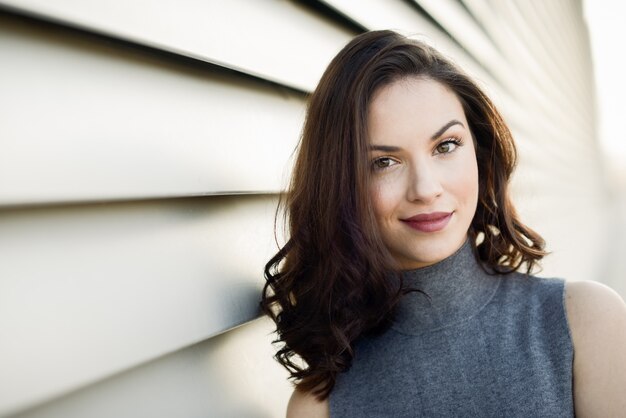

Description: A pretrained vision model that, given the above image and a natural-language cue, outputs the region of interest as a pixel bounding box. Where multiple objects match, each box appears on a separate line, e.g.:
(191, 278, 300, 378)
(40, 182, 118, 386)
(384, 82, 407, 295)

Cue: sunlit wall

(583, 0, 626, 299)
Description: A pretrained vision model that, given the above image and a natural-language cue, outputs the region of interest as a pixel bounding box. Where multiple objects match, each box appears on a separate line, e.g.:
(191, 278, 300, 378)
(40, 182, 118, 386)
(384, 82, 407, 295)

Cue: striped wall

(0, 1, 612, 417)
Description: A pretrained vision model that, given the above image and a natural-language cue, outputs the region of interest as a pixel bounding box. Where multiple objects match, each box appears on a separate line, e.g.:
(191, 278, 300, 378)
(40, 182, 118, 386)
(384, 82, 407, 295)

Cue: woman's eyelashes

(434, 137, 463, 155)
(371, 137, 464, 171)
(372, 156, 399, 171)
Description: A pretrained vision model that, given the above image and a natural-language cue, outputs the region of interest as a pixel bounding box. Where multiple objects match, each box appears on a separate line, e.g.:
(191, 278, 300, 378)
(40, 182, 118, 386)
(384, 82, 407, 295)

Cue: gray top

(329, 238, 574, 417)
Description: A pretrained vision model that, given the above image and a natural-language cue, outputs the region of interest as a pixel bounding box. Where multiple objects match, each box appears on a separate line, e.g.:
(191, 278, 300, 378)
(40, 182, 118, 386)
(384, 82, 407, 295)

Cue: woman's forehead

(367, 77, 467, 144)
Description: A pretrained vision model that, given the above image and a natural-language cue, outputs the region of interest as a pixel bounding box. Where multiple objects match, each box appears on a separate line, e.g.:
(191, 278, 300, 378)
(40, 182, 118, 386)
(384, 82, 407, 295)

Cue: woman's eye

(435, 139, 461, 154)
(372, 157, 397, 170)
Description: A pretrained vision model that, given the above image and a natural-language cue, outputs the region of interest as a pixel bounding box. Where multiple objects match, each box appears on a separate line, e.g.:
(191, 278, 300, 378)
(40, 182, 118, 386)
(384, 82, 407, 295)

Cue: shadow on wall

(11, 316, 292, 418)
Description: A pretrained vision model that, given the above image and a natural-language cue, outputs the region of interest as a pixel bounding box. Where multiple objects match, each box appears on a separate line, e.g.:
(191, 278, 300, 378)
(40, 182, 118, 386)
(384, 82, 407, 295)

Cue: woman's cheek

(370, 182, 385, 218)
(370, 178, 397, 219)
(455, 154, 479, 208)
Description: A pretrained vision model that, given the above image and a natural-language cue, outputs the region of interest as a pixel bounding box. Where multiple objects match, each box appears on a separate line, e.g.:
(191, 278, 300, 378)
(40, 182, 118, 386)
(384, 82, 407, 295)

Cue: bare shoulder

(564, 280, 626, 327)
(564, 280, 626, 416)
(564, 280, 626, 344)
(286, 388, 330, 418)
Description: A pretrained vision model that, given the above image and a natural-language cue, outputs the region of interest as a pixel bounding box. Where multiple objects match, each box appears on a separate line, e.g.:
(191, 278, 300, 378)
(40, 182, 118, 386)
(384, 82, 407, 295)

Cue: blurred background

(0, 1, 623, 417)
(584, 0, 626, 301)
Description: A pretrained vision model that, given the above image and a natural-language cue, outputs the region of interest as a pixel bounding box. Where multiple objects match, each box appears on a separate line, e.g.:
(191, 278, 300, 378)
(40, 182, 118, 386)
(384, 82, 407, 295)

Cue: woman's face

(367, 76, 479, 270)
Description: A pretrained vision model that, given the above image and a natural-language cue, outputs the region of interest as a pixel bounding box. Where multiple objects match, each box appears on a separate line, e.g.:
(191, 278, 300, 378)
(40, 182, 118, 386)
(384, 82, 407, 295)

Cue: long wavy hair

(260, 30, 547, 399)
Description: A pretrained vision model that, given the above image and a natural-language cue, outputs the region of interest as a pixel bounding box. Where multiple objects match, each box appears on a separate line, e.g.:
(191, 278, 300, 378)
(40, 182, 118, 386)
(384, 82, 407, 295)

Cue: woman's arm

(565, 280, 626, 416)
(286, 388, 330, 418)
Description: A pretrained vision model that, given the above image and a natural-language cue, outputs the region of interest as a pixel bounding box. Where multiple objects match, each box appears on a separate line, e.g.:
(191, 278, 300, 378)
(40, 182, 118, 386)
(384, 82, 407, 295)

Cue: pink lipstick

(401, 211, 453, 233)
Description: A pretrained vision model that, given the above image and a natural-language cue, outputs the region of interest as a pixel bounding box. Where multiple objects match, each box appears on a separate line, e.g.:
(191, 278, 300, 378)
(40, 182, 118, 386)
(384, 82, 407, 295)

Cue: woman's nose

(406, 162, 444, 204)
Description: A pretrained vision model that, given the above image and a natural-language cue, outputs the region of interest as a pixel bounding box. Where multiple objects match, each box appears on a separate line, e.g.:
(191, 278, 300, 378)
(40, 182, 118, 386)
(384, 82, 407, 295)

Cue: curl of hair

(260, 30, 547, 400)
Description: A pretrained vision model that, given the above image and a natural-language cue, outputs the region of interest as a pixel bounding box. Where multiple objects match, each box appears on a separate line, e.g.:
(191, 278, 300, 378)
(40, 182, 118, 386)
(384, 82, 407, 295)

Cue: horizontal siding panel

(0, 16, 304, 206)
(10, 318, 292, 418)
(0, 195, 281, 414)
(490, 1, 592, 128)
(469, 0, 583, 103)
(411, 0, 504, 81)
(0, 0, 355, 91)
(413, 0, 594, 140)
(512, 189, 612, 287)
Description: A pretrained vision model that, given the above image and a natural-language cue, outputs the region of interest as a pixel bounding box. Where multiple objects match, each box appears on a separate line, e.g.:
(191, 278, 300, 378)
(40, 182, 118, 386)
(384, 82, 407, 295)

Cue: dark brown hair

(260, 30, 546, 399)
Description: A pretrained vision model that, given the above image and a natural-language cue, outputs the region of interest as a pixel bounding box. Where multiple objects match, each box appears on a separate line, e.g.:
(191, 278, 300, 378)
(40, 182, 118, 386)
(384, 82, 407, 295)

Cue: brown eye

(435, 139, 460, 154)
(436, 142, 452, 153)
(372, 157, 397, 170)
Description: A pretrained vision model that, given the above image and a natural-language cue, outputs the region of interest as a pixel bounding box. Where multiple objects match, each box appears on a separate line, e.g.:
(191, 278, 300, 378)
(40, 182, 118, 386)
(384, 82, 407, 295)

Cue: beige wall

(0, 1, 612, 416)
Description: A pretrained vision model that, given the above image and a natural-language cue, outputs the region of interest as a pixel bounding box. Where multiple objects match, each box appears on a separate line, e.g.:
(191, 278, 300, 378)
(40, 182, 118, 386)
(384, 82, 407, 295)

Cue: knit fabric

(329, 238, 574, 417)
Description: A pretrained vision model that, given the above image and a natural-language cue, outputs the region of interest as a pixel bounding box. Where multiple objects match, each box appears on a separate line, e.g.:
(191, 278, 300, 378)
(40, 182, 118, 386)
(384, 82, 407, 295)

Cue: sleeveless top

(329, 238, 574, 417)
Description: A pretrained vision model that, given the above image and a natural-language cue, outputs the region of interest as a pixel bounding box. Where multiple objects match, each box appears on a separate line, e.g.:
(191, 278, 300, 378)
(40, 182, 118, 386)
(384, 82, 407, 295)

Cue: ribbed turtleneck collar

(391, 237, 501, 335)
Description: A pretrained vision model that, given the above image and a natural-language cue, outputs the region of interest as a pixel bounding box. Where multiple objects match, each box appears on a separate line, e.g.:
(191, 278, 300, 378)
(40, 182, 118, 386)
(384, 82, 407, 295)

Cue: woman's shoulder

(564, 280, 626, 415)
(564, 279, 626, 339)
(286, 388, 330, 418)
(564, 280, 626, 332)
(564, 279, 625, 310)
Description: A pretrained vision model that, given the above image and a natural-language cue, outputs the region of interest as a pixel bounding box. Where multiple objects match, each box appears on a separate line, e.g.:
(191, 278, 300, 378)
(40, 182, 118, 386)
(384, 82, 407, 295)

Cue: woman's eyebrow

(369, 120, 465, 151)
(430, 119, 465, 140)
(368, 145, 402, 152)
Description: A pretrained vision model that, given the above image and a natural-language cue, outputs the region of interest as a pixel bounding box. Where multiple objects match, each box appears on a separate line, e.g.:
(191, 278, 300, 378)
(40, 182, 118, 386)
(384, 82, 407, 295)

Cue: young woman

(260, 30, 626, 417)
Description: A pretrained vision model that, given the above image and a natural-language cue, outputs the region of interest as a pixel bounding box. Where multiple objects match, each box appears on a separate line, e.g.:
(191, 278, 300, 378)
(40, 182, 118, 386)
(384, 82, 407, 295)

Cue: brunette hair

(260, 30, 546, 399)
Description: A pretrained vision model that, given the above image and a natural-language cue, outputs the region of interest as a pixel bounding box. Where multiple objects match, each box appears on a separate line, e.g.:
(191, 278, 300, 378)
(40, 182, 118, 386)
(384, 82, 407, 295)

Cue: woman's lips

(401, 212, 453, 233)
